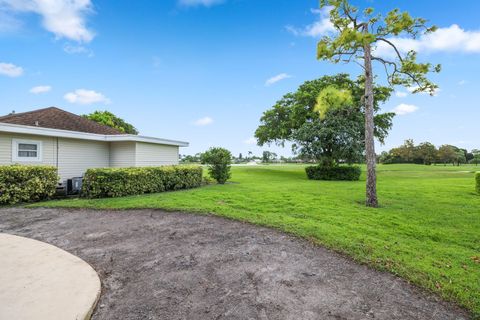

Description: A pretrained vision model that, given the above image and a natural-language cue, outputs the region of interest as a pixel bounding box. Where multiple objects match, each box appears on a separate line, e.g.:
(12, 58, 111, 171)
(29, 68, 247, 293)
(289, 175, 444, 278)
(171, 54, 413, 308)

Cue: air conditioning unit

(67, 177, 83, 195)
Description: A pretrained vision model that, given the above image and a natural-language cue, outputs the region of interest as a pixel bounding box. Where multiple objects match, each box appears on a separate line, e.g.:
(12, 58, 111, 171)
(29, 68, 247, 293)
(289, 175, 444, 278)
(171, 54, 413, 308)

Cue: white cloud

(395, 91, 408, 98)
(0, 62, 23, 77)
(193, 116, 213, 126)
(63, 43, 94, 56)
(29, 85, 51, 94)
(458, 80, 468, 85)
(64, 89, 110, 105)
(375, 24, 480, 57)
(286, 7, 334, 38)
(0, 0, 95, 42)
(392, 103, 418, 116)
(265, 73, 292, 86)
(178, 0, 223, 7)
(243, 137, 257, 145)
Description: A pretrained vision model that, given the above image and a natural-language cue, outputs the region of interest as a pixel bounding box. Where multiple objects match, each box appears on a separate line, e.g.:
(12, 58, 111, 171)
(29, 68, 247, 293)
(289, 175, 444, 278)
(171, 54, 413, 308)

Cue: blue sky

(0, 0, 479, 157)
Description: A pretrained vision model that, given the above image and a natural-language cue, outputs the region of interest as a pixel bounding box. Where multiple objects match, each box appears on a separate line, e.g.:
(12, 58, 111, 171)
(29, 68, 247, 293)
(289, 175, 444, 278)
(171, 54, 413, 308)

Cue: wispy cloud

(395, 91, 408, 98)
(178, 0, 224, 7)
(375, 24, 480, 57)
(63, 43, 94, 57)
(286, 7, 334, 38)
(0, 10, 22, 32)
(458, 80, 468, 85)
(243, 137, 257, 145)
(0, 62, 23, 77)
(392, 103, 418, 116)
(30, 85, 51, 94)
(193, 116, 213, 126)
(0, 0, 95, 42)
(64, 89, 110, 105)
(265, 73, 292, 86)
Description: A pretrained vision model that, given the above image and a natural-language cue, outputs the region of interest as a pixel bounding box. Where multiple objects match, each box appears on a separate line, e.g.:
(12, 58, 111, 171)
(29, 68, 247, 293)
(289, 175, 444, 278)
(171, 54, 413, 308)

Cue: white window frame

(12, 139, 43, 162)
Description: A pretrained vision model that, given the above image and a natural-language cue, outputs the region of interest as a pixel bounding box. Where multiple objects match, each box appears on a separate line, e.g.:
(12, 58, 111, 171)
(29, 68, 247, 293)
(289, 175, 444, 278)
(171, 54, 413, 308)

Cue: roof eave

(0, 122, 189, 147)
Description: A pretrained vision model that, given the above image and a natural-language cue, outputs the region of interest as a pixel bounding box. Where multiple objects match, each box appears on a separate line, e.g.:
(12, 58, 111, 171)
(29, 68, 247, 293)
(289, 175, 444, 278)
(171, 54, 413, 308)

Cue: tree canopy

(471, 150, 480, 166)
(317, 0, 440, 94)
(316, 0, 440, 206)
(379, 140, 475, 166)
(83, 110, 139, 135)
(255, 74, 394, 166)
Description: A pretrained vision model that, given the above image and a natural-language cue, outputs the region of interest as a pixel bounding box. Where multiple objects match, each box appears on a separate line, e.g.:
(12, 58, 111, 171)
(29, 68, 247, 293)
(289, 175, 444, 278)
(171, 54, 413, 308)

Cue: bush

(202, 176, 215, 185)
(82, 165, 202, 198)
(201, 147, 232, 184)
(0, 165, 58, 205)
(476, 172, 480, 195)
(305, 165, 361, 181)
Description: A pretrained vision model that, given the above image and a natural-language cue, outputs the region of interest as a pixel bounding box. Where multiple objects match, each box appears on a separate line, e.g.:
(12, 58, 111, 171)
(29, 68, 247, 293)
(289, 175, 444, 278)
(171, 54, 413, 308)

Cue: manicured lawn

(30, 164, 480, 316)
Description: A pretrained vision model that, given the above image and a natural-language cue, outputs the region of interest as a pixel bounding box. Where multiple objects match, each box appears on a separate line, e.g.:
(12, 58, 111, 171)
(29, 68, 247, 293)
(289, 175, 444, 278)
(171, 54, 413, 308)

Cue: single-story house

(0, 107, 188, 182)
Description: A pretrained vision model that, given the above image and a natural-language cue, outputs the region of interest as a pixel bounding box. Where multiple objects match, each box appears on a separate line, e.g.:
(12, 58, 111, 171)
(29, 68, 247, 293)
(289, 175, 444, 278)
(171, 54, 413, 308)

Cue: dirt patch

(0, 208, 469, 320)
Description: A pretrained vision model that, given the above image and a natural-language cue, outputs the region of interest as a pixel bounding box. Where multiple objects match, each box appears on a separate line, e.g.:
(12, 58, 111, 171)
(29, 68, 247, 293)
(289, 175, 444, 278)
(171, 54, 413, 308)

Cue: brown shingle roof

(0, 107, 123, 135)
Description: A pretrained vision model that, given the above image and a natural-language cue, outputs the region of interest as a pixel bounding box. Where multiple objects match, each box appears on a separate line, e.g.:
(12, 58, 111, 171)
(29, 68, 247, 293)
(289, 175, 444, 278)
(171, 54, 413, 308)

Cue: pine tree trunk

(363, 41, 378, 207)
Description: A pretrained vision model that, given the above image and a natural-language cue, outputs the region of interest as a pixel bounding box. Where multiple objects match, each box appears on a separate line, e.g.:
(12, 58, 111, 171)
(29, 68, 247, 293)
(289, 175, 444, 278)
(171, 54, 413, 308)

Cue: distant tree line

(180, 151, 309, 164)
(379, 140, 480, 166)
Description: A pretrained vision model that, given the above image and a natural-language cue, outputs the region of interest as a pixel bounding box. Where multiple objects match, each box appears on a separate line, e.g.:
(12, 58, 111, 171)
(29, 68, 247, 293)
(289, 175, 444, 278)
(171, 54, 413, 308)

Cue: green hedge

(476, 172, 480, 195)
(305, 165, 361, 181)
(82, 165, 203, 198)
(0, 165, 58, 205)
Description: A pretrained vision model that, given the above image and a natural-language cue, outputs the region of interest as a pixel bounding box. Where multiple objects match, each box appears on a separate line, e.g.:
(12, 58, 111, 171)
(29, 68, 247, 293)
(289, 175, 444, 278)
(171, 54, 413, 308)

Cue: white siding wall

(57, 138, 109, 180)
(0, 132, 181, 180)
(135, 142, 179, 166)
(110, 142, 136, 167)
(0, 133, 56, 166)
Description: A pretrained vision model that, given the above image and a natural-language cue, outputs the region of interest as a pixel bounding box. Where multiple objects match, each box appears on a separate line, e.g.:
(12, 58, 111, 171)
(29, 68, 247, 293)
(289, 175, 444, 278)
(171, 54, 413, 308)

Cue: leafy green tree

(314, 86, 353, 119)
(255, 74, 394, 167)
(201, 147, 232, 184)
(378, 141, 415, 164)
(262, 151, 277, 163)
(454, 150, 466, 166)
(415, 142, 437, 165)
(470, 150, 480, 166)
(317, 0, 440, 206)
(293, 101, 364, 166)
(83, 110, 139, 135)
(438, 145, 457, 166)
(465, 151, 474, 163)
(395, 139, 416, 163)
(378, 151, 391, 164)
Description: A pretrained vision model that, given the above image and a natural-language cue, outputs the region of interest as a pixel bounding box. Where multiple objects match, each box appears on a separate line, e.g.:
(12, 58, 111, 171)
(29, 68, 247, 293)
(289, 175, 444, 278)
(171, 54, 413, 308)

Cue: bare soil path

(0, 208, 469, 320)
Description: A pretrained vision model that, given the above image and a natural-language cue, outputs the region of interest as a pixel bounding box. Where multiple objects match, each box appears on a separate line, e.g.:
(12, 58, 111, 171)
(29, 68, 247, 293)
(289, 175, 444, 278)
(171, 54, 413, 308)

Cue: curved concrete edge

(0, 233, 101, 320)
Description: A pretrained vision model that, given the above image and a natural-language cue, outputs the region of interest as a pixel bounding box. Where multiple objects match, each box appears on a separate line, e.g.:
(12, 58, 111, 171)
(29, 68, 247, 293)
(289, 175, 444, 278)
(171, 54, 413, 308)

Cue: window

(12, 139, 42, 162)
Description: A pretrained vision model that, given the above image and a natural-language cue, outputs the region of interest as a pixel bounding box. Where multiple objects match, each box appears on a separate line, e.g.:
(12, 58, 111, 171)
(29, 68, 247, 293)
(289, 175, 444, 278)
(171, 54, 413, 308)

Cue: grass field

(30, 164, 480, 316)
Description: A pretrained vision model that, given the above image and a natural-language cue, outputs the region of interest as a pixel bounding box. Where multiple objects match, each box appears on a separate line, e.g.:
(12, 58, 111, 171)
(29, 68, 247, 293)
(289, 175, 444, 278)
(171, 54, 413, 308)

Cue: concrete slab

(0, 233, 101, 320)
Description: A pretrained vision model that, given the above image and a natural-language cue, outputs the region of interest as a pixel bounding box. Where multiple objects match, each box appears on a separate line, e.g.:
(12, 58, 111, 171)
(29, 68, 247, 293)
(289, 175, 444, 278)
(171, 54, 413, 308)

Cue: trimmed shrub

(201, 147, 232, 184)
(81, 165, 202, 198)
(0, 165, 58, 205)
(476, 172, 480, 195)
(305, 165, 361, 181)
